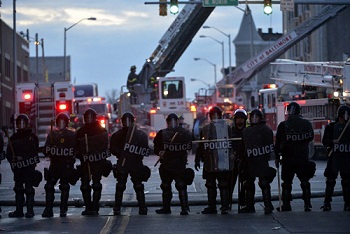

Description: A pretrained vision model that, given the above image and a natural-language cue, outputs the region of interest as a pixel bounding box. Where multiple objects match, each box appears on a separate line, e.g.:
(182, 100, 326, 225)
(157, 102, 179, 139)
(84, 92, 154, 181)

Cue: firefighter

(154, 113, 193, 215)
(275, 102, 315, 212)
(322, 105, 350, 211)
(149, 76, 157, 101)
(195, 106, 234, 215)
(127, 65, 139, 104)
(42, 113, 78, 218)
(230, 108, 248, 211)
(110, 112, 150, 215)
(76, 108, 112, 216)
(6, 114, 40, 218)
(241, 109, 275, 214)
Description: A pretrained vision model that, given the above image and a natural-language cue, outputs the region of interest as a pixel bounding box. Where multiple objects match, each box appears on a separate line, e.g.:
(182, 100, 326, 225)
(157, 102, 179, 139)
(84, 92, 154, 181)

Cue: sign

(202, 0, 238, 7)
(280, 0, 294, 12)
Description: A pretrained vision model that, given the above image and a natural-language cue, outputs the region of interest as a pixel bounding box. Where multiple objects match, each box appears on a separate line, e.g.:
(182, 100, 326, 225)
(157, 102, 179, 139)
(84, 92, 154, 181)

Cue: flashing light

(263, 0, 273, 15)
(334, 91, 339, 97)
(150, 108, 157, 114)
(159, 0, 167, 16)
(23, 93, 32, 100)
(149, 131, 157, 139)
(262, 84, 278, 89)
(170, 0, 179, 14)
(190, 105, 196, 112)
(58, 103, 67, 110)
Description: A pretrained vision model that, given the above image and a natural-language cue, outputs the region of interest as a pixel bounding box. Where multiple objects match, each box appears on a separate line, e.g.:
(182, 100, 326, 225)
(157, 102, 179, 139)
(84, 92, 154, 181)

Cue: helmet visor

(286, 105, 297, 115)
(344, 110, 349, 121)
(250, 114, 260, 124)
(211, 113, 220, 120)
(17, 120, 27, 129)
(123, 117, 132, 127)
(84, 114, 95, 124)
(57, 119, 67, 130)
(167, 118, 178, 128)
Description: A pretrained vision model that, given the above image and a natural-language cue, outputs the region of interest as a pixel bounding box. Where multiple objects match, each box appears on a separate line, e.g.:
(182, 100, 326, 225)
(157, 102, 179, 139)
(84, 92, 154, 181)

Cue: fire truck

(258, 59, 350, 158)
(16, 81, 74, 148)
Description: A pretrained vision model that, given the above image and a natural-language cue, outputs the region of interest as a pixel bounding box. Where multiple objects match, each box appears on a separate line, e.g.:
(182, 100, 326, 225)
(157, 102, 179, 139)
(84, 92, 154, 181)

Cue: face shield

(57, 119, 67, 130)
(286, 105, 297, 115)
(84, 114, 95, 124)
(16, 120, 27, 130)
(250, 114, 260, 124)
(123, 117, 132, 127)
(167, 118, 178, 128)
(210, 113, 220, 121)
(344, 111, 349, 121)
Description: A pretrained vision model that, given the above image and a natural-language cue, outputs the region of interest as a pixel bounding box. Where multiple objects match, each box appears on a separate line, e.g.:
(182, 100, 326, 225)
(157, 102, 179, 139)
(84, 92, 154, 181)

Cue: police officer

(154, 113, 193, 215)
(323, 105, 350, 211)
(275, 102, 315, 212)
(110, 112, 150, 215)
(195, 106, 234, 215)
(230, 109, 248, 211)
(42, 113, 77, 218)
(76, 108, 111, 216)
(241, 109, 275, 214)
(6, 114, 39, 218)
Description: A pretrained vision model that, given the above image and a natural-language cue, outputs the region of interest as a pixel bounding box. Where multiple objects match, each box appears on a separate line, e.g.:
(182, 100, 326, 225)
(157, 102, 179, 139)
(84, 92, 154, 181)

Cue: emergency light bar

(58, 103, 67, 110)
(23, 93, 32, 100)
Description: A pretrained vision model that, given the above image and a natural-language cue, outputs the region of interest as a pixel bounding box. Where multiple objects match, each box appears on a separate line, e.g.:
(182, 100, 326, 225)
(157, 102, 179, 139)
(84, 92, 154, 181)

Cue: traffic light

(159, 0, 167, 16)
(170, 0, 179, 15)
(263, 0, 273, 15)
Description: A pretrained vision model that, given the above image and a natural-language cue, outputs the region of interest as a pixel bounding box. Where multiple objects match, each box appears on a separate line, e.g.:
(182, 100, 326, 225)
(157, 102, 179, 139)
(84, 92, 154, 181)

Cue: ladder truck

(258, 59, 350, 158)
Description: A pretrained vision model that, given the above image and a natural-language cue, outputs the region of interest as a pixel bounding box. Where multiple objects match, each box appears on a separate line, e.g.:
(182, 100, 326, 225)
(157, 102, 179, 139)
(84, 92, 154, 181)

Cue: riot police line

(1, 103, 350, 218)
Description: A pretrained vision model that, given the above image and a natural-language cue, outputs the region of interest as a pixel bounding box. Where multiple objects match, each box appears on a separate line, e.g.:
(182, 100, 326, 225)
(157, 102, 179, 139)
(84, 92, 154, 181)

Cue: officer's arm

(153, 130, 163, 156)
(275, 122, 284, 155)
(110, 132, 122, 158)
(322, 124, 334, 148)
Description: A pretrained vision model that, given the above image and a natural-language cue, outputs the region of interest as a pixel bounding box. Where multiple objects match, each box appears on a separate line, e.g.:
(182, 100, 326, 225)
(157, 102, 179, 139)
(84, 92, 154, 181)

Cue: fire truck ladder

(225, 4, 348, 89)
(36, 83, 55, 148)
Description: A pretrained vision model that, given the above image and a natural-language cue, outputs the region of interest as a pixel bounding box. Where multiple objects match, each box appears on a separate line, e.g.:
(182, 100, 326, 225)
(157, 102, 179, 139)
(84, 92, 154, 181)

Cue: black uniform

(6, 129, 39, 218)
(154, 126, 193, 215)
(42, 127, 77, 217)
(275, 115, 314, 211)
(110, 125, 150, 215)
(76, 121, 111, 215)
(242, 121, 275, 214)
(195, 119, 234, 214)
(127, 67, 139, 104)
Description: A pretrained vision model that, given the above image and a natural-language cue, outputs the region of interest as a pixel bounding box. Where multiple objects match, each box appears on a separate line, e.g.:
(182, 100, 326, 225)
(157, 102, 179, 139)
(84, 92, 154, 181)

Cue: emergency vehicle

(259, 59, 350, 158)
(16, 81, 74, 148)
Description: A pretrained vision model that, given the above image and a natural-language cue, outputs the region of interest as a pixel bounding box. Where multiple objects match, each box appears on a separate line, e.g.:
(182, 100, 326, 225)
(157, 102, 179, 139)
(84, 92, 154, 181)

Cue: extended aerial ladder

(223, 4, 348, 90)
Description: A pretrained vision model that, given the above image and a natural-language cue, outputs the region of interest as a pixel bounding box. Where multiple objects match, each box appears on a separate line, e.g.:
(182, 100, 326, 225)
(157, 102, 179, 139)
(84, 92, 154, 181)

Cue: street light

(193, 57, 217, 86)
(199, 35, 224, 75)
(63, 17, 96, 80)
(203, 25, 232, 74)
(190, 78, 210, 89)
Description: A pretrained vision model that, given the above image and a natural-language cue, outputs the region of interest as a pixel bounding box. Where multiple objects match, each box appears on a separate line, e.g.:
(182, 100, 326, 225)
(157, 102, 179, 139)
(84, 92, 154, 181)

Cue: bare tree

(105, 88, 119, 104)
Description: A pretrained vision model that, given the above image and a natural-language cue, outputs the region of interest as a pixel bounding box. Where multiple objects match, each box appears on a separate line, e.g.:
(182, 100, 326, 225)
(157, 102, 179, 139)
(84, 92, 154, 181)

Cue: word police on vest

(204, 140, 232, 150)
(11, 155, 40, 169)
(123, 143, 150, 156)
(286, 131, 313, 141)
(333, 143, 350, 153)
(45, 146, 75, 156)
(164, 142, 192, 151)
(247, 144, 274, 157)
(83, 150, 111, 162)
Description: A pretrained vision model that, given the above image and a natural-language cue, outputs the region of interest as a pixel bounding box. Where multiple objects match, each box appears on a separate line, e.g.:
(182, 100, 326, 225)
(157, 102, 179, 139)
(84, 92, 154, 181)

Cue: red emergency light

(23, 93, 32, 100)
(58, 103, 67, 110)
(150, 108, 157, 114)
(262, 84, 278, 89)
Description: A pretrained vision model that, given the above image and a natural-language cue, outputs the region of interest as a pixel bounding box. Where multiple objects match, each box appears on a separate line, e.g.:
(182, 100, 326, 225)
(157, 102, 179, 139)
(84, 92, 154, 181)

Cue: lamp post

(199, 35, 224, 74)
(202, 25, 232, 74)
(193, 57, 217, 85)
(63, 17, 96, 80)
(190, 78, 210, 89)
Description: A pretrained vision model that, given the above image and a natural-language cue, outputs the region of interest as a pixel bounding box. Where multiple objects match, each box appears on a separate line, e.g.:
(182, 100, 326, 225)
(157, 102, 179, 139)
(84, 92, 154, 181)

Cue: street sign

(202, 0, 238, 7)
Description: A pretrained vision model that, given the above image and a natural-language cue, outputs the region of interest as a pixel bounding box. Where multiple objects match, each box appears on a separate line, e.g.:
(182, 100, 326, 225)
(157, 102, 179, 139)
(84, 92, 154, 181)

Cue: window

(161, 80, 183, 99)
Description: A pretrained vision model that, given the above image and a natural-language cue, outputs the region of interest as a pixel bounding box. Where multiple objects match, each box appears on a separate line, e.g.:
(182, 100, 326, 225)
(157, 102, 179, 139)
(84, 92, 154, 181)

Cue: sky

(1, 0, 283, 101)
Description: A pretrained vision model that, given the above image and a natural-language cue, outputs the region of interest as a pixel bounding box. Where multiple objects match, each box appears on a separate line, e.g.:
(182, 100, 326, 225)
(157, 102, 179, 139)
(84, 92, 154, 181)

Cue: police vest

(82, 150, 111, 163)
(10, 155, 40, 170)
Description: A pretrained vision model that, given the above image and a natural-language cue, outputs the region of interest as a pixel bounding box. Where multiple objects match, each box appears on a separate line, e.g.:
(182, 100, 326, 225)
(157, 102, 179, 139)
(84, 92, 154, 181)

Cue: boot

(240, 182, 255, 213)
(219, 187, 229, 215)
(92, 191, 101, 215)
(179, 190, 190, 215)
(321, 179, 335, 211)
(113, 189, 124, 215)
(342, 180, 350, 211)
(277, 183, 292, 212)
(301, 181, 312, 212)
(81, 187, 95, 216)
(136, 190, 148, 215)
(155, 190, 172, 214)
(42, 185, 55, 218)
(60, 184, 70, 217)
(262, 188, 274, 215)
(25, 194, 35, 218)
(202, 187, 217, 214)
(9, 189, 25, 218)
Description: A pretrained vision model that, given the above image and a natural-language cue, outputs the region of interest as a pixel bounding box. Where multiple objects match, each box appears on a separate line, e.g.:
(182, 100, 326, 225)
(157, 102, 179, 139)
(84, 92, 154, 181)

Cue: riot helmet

(83, 108, 97, 124)
(286, 102, 301, 116)
(16, 114, 29, 130)
(249, 109, 263, 125)
(121, 112, 135, 127)
(166, 113, 179, 128)
(233, 109, 248, 120)
(209, 106, 223, 120)
(56, 112, 70, 130)
(337, 105, 350, 121)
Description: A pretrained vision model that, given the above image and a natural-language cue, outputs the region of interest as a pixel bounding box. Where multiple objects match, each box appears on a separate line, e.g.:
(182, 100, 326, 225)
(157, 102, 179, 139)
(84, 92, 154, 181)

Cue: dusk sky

(1, 0, 282, 100)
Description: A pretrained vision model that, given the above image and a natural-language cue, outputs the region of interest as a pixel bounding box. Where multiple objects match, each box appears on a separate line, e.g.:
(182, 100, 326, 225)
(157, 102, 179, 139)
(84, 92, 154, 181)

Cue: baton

(277, 159, 282, 211)
(192, 137, 242, 143)
(85, 134, 91, 181)
(122, 123, 136, 167)
(328, 119, 350, 157)
(4, 129, 17, 162)
(154, 132, 179, 167)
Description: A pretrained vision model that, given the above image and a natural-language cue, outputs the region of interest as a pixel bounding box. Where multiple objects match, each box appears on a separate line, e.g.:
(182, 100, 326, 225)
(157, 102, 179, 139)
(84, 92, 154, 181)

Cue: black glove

(275, 154, 282, 168)
(195, 162, 201, 171)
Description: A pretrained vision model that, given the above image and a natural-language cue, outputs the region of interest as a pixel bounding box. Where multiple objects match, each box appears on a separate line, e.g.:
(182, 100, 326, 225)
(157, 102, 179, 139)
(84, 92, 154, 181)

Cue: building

(0, 19, 30, 128)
